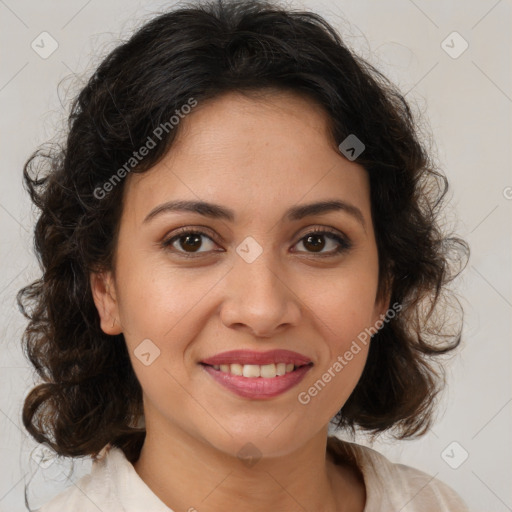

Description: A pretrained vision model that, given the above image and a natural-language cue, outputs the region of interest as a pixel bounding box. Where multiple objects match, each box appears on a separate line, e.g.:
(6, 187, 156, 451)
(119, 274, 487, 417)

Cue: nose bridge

(219, 235, 301, 335)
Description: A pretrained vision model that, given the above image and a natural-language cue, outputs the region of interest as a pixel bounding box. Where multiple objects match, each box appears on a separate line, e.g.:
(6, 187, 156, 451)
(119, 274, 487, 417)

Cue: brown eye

(302, 234, 326, 252)
(161, 227, 351, 258)
(293, 229, 352, 256)
(161, 229, 219, 256)
(178, 233, 203, 252)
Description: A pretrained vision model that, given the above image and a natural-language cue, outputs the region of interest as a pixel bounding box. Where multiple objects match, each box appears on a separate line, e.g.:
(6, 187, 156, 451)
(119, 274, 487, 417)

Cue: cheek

(295, 265, 378, 409)
(115, 251, 224, 344)
(296, 292, 373, 424)
(313, 288, 373, 386)
(304, 259, 380, 348)
(113, 260, 214, 423)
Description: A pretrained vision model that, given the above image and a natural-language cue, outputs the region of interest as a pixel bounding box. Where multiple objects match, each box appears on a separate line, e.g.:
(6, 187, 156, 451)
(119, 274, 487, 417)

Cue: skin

(91, 90, 390, 512)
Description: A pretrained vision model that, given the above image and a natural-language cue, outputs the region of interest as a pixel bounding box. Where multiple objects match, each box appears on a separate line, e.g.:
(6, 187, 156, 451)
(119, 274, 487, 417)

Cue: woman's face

(92, 90, 389, 457)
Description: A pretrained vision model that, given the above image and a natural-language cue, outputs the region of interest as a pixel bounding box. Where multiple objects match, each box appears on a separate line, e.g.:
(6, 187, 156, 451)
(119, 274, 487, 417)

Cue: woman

(18, 0, 470, 510)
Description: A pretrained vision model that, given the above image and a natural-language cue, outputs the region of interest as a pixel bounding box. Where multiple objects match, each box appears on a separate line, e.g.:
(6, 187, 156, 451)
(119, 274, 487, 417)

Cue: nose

(219, 248, 302, 338)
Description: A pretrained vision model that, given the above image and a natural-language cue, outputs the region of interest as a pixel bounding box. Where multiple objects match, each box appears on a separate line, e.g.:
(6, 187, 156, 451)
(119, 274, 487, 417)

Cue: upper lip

(201, 349, 312, 366)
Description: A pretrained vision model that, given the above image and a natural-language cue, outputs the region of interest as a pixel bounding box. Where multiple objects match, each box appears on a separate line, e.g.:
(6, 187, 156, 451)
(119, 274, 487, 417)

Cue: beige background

(0, 0, 510, 510)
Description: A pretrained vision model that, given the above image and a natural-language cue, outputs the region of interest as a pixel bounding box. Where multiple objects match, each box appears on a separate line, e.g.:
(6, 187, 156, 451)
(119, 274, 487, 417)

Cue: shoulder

(327, 436, 470, 512)
(36, 445, 121, 512)
(36, 444, 172, 512)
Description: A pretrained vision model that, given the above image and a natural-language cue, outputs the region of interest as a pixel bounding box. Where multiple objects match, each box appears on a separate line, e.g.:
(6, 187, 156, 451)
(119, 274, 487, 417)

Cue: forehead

(123, 90, 370, 224)
(170, 89, 335, 160)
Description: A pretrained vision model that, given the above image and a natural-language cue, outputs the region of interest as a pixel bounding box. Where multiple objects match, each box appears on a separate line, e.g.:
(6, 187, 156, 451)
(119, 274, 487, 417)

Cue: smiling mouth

(200, 362, 313, 379)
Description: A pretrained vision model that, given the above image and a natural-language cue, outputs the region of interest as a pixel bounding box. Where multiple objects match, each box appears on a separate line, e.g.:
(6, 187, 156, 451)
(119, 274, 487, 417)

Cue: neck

(132, 414, 365, 512)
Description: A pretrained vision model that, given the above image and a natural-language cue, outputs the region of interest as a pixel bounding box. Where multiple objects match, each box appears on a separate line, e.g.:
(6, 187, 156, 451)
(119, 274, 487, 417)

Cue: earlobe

(372, 286, 393, 331)
(90, 271, 122, 335)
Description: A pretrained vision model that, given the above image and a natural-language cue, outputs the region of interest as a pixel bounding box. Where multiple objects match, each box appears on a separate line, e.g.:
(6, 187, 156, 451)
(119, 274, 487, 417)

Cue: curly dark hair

(18, 0, 469, 465)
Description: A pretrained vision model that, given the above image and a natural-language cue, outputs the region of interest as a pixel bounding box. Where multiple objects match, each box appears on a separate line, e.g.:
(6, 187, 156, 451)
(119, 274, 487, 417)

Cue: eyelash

(160, 227, 352, 259)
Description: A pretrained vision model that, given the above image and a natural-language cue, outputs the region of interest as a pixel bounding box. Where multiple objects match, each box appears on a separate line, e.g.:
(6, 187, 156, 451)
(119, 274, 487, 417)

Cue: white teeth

(211, 362, 299, 378)
(230, 363, 243, 376)
(260, 363, 276, 378)
(242, 364, 260, 378)
(276, 363, 286, 376)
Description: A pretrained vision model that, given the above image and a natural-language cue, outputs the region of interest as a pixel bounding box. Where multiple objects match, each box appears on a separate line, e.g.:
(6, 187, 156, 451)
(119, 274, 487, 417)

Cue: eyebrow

(143, 199, 366, 231)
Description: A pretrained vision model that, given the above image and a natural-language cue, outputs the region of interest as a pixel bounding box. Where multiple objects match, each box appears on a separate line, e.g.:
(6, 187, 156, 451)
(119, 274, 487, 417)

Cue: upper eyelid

(163, 224, 348, 241)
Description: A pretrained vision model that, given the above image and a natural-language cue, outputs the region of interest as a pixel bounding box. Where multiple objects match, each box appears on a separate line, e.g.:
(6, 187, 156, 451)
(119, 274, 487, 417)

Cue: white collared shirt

(36, 437, 469, 511)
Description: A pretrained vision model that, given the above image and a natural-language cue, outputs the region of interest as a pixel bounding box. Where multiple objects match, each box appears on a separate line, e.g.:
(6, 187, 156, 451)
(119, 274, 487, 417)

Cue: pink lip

(201, 364, 312, 399)
(201, 349, 312, 366)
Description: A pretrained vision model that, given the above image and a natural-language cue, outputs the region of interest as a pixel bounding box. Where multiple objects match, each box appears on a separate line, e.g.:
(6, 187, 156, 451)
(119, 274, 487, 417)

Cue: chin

(202, 423, 314, 461)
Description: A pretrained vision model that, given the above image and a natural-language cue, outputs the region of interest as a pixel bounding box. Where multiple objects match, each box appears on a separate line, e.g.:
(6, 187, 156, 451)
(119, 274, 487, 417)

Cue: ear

(370, 279, 393, 328)
(90, 271, 122, 335)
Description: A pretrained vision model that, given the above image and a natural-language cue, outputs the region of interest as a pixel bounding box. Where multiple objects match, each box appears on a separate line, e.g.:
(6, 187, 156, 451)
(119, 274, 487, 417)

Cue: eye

(292, 228, 352, 257)
(161, 228, 220, 257)
(161, 227, 352, 258)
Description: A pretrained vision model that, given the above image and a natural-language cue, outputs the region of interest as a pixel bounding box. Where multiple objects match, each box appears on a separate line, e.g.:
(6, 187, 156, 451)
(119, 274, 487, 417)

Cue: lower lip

(201, 364, 312, 399)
